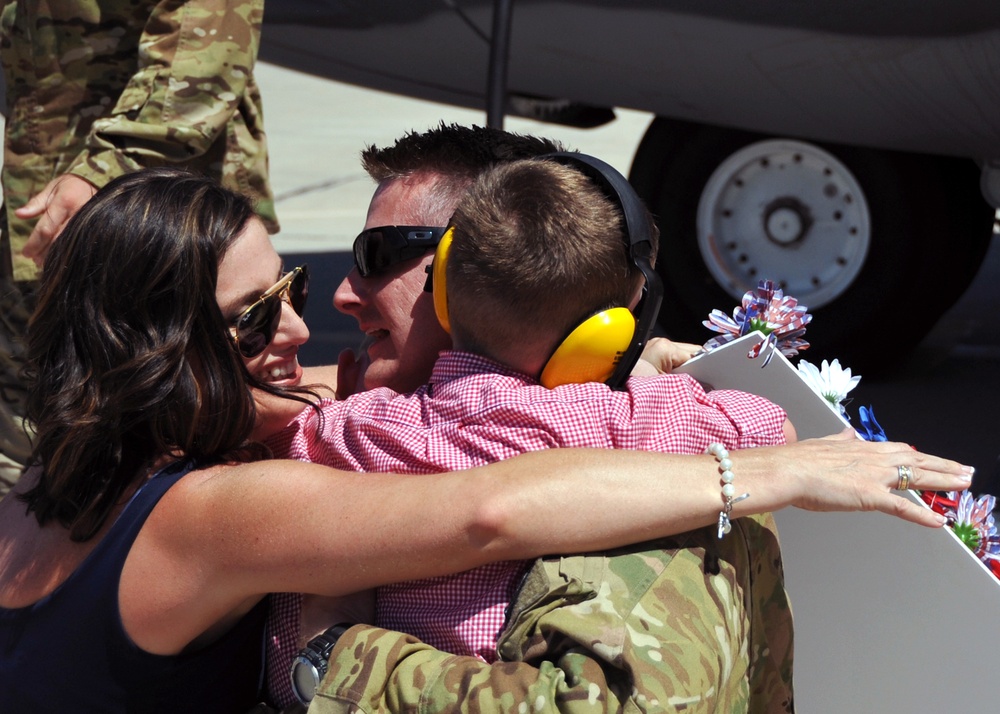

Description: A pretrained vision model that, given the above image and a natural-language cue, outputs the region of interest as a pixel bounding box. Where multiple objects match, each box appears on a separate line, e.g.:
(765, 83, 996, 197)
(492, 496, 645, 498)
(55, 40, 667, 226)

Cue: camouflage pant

(0, 222, 35, 494)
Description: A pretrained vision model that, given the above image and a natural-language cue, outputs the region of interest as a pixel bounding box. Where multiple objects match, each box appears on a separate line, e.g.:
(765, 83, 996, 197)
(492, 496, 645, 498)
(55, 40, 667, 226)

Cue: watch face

(291, 657, 320, 705)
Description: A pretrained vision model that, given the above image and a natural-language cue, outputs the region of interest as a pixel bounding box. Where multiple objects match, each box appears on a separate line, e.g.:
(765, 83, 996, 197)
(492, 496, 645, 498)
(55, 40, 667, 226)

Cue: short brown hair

(446, 158, 657, 365)
(361, 122, 566, 225)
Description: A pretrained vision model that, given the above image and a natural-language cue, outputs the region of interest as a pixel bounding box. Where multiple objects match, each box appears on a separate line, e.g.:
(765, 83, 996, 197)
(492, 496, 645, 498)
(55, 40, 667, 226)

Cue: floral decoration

(919, 490, 1000, 569)
(949, 491, 1000, 561)
(704, 279, 999, 581)
(857, 405, 887, 442)
(796, 358, 860, 416)
(703, 279, 812, 364)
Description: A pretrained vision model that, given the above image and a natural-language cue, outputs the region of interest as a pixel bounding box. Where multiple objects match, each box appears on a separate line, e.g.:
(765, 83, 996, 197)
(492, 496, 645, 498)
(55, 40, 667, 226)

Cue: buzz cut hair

(446, 158, 658, 363)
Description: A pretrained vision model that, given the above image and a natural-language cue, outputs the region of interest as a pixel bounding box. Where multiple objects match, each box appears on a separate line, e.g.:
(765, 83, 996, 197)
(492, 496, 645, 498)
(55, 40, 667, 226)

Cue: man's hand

(17, 174, 97, 267)
(633, 337, 702, 376)
(335, 338, 372, 399)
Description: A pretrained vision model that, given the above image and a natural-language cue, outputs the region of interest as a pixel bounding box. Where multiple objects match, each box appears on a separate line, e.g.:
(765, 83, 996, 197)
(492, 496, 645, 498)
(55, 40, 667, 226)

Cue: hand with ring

(721, 429, 974, 529)
(895, 465, 913, 491)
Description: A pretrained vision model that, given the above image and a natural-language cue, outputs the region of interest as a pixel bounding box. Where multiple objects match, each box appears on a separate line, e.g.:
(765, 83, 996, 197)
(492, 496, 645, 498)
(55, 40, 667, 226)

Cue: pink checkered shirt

(264, 351, 787, 700)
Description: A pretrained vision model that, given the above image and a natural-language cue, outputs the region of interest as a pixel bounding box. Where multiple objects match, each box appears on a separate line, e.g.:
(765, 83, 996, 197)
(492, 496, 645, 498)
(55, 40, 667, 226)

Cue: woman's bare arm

(172, 432, 970, 592)
(128, 432, 970, 653)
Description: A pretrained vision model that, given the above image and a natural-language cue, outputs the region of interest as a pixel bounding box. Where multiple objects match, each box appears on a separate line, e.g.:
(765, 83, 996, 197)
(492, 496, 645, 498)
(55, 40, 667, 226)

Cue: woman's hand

(734, 429, 974, 528)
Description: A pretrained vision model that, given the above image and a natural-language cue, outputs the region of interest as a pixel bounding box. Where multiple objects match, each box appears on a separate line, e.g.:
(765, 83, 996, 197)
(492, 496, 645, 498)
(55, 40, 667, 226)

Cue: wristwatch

(289, 622, 353, 706)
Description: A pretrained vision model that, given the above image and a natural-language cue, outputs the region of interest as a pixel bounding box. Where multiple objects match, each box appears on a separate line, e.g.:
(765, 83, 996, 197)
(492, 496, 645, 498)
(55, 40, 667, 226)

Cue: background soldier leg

(0, 224, 36, 494)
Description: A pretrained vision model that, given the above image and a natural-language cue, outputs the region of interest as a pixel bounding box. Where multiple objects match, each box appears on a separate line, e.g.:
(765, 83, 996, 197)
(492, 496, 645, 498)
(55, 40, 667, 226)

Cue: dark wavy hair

(20, 168, 293, 541)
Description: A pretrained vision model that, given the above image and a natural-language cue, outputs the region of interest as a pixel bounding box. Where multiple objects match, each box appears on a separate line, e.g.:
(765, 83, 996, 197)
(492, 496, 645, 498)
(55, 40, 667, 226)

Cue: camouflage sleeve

(66, 0, 265, 187)
(309, 626, 635, 714)
(309, 517, 793, 714)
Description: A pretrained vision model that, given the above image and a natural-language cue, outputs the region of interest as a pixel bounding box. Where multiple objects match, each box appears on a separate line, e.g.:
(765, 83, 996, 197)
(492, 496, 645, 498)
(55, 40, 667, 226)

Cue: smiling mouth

(259, 359, 299, 383)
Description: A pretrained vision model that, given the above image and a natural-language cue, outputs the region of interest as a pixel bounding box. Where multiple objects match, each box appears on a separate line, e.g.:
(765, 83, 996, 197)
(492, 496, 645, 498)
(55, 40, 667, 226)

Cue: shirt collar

(429, 350, 536, 387)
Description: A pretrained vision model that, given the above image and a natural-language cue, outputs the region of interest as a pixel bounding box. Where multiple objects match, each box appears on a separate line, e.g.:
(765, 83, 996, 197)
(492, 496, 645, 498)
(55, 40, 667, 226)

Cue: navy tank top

(0, 460, 268, 712)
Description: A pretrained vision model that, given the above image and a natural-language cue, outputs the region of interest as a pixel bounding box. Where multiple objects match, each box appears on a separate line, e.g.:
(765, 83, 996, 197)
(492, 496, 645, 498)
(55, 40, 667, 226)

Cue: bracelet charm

(708, 442, 750, 539)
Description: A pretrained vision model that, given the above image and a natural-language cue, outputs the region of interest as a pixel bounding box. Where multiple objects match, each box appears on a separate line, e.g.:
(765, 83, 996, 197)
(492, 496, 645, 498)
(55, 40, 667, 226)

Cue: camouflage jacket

(309, 514, 794, 714)
(0, 0, 276, 281)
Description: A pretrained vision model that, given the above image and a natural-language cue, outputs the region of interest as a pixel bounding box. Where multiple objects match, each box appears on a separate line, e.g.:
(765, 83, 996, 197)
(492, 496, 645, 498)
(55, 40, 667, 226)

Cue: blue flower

(857, 405, 886, 442)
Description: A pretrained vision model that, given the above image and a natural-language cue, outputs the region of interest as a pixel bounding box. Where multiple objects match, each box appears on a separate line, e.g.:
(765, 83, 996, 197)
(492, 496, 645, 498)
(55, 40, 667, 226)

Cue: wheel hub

(763, 197, 813, 246)
(696, 139, 870, 308)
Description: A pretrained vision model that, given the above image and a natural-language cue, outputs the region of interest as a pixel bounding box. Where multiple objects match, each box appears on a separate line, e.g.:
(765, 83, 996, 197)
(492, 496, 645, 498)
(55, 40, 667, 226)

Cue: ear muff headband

(431, 226, 454, 333)
(540, 152, 664, 390)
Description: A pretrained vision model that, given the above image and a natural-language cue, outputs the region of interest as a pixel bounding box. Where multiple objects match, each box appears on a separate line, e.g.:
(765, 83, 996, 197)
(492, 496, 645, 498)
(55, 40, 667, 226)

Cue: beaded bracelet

(708, 442, 750, 539)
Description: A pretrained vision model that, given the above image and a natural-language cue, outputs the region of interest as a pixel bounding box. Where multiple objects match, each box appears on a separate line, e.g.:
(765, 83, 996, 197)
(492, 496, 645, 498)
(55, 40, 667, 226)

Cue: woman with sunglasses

(0, 167, 971, 712)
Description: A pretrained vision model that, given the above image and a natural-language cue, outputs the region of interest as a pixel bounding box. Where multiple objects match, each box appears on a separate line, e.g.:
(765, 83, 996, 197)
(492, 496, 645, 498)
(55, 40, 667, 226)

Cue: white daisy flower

(796, 358, 861, 415)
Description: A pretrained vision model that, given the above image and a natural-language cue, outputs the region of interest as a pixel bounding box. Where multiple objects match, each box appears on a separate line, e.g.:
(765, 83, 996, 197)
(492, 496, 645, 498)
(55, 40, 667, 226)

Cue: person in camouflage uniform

(0, 0, 277, 493)
(310, 515, 792, 713)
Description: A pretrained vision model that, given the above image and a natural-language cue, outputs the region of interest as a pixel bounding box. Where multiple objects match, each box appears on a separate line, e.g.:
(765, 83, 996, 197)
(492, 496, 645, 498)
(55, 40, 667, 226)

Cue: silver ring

(896, 465, 913, 491)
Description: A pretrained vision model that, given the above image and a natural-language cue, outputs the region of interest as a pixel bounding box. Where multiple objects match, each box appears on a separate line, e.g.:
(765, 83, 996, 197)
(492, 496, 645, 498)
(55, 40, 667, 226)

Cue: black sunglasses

(352, 225, 447, 277)
(230, 265, 309, 359)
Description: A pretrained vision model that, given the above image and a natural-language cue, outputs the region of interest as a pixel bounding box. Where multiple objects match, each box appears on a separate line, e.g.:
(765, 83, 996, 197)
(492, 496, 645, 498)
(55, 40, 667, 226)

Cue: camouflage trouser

(0, 221, 35, 494)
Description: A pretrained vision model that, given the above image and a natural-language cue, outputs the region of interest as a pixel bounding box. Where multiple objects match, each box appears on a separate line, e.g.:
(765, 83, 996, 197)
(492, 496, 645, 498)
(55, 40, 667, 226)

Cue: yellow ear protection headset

(429, 225, 454, 334)
(426, 152, 663, 390)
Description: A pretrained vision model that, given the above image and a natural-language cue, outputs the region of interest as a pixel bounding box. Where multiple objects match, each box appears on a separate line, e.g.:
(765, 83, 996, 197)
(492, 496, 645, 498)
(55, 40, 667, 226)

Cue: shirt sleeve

(617, 374, 788, 453)
(705, 388, 789, 448)
(263, 398, 340, 464)
(66, 0, 264, 184)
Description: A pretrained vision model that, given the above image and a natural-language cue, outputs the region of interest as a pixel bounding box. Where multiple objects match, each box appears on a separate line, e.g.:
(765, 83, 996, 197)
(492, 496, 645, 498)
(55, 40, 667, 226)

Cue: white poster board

(676, 333, 999, 712)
